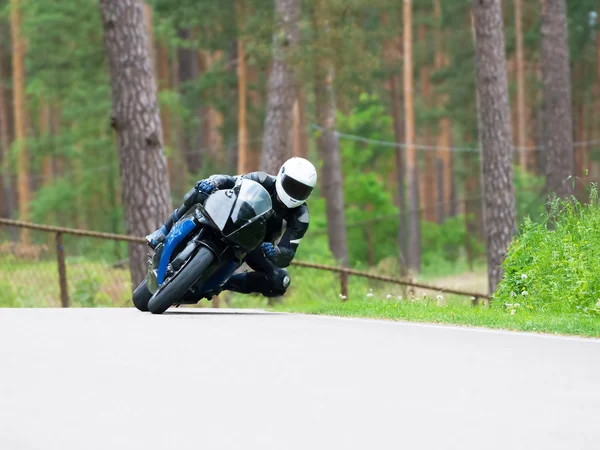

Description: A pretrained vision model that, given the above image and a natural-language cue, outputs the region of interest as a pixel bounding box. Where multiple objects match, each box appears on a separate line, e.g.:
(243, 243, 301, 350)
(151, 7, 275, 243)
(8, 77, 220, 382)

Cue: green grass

(0, 254, 131, 308)
(276, 299, 600, 338)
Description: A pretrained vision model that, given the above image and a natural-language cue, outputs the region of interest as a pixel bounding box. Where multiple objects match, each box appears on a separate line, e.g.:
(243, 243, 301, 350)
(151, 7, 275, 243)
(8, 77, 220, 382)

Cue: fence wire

(0, 218, 488, 308)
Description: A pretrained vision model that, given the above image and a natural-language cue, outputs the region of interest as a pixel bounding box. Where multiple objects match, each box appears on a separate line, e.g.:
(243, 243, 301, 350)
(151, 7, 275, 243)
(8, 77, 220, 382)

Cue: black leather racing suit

(163, 171, 310, 297)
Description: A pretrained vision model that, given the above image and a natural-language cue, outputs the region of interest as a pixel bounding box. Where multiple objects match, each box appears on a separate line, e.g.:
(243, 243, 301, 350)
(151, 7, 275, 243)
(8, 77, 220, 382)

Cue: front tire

(148, 246, 216, 314)
(132, 279, 152, 312)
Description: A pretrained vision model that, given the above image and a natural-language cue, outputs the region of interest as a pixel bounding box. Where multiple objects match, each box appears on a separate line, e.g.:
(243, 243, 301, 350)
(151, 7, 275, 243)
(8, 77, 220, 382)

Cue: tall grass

(495, 186, 600, 316)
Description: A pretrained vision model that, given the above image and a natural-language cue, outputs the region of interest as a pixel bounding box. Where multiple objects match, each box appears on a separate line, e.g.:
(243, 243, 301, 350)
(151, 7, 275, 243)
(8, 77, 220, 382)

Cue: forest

(0, 0, 599, 303)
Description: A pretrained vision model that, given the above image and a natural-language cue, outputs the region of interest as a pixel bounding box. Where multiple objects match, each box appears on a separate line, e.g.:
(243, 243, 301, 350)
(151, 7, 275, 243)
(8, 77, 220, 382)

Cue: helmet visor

(280, 173, 313, 201)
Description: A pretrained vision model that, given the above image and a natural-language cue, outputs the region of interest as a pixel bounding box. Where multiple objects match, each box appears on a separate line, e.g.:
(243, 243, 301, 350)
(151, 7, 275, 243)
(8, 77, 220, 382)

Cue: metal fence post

(55, 232, 69, 307)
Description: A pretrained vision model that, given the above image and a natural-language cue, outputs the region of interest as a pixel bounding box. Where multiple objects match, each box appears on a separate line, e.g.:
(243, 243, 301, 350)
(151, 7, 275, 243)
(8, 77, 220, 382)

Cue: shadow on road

(164, 310, 280, 316)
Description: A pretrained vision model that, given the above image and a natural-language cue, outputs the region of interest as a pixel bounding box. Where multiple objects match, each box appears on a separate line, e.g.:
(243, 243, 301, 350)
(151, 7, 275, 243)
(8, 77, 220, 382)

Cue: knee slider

(270, 269, 290, 295)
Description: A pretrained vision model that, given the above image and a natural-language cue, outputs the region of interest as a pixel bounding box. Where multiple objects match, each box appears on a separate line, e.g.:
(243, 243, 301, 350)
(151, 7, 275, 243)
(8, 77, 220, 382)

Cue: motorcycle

(132, 178, 273, 314)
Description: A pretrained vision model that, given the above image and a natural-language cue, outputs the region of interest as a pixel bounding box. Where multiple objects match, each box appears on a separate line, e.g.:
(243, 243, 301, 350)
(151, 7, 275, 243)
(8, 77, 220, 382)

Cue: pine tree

(404, 0, 421, 273)
(541, 0, 573, 199)
(514, 0, 528, 170)
(10, 0, 30, 243)
(313, 0, 349, 268)
(0, 35, 14, 226)
(261, 0, 300, 175)
(99, 0, 172, 286)
(472, 0, 516, 295)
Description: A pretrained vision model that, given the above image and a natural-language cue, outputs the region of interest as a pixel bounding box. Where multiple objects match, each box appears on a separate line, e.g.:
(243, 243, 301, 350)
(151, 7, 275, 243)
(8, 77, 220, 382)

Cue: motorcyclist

(145, 157, 317, 298)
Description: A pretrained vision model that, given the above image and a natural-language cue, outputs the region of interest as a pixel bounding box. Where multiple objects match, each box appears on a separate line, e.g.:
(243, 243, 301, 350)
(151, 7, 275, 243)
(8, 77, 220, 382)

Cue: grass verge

(277, 299, 600, 338)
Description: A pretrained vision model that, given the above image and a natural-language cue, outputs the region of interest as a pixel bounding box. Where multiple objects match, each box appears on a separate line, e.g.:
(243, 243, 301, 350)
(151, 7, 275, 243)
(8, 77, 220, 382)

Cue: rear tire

(148, 246, 216, 314)
(132, 279, 152, 312)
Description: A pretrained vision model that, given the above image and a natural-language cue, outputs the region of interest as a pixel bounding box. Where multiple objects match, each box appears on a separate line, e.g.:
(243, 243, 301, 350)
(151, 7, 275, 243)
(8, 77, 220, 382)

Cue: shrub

(495, 187, 600, 314)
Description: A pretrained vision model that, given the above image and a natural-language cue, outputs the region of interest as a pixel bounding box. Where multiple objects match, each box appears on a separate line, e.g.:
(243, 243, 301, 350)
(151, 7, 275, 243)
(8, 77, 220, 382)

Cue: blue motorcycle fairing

(200, 260, 240, 295)
(157, 218, 198, 286)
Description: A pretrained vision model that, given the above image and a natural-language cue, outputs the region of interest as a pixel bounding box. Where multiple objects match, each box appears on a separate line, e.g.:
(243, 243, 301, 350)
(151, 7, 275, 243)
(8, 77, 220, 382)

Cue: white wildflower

(522, 291, 529, 296)
(339, 295, 347, 301)
(514, 303, 521, 308)
(386, 294, 393, 299)
(366, 293, 374, 298)
(510, 309, 516, 316)
(505, 303, 513, 308)
(521, 274, 528, 280)
(510, 291, 516, 297)
(596, 300, 600, 309)
(436, 295, 444, 302)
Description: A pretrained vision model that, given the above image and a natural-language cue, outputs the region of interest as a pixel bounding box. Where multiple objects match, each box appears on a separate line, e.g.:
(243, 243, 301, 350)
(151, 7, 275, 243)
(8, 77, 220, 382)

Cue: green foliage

(72, 276, 100, 307)
(496, 187, 600, 315)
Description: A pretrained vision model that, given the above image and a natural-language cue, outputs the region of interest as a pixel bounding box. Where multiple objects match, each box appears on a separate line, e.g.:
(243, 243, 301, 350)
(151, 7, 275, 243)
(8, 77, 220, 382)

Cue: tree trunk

(99, 0, 172, 287)
(142, 2, 156, 76)
(514, 0, 528, 170)
(261, 0, 300, 175)
(404, 0, 421, 274)
(315, 65, 349, 267)
(541, 0, 573, 199)
(291, 89, 308, 159)
(0, 40, 15, 230)
(419, 24, 436, 223)
(434, 0, 454, 221)
(314, 3, 349, 268)
(40, 101, 53, 188)
(472, 0, 517, 295)
(10, 0, 30, 243)
(382, 12, 408, 272)
(201, 51, 224, 166)
(237, 38, 248, 174)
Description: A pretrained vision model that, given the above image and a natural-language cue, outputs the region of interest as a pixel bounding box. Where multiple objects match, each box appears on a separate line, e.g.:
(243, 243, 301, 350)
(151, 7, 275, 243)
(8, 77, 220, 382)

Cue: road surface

(0, 308, 598, 450)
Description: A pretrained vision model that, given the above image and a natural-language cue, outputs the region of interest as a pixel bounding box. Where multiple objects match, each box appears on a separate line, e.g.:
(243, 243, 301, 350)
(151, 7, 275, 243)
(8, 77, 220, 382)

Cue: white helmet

(275, 158, 317, 208)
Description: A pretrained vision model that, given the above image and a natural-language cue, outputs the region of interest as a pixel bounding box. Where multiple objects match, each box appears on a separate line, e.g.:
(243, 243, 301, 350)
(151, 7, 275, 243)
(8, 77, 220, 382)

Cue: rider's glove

(196, 180, 216, 195)
(261, 242, 280, 259)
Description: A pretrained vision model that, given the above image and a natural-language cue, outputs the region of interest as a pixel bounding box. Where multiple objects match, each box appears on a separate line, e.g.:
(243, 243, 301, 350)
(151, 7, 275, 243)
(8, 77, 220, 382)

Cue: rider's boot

(145, 208, 184, 249)
(221, 273, 250, 294)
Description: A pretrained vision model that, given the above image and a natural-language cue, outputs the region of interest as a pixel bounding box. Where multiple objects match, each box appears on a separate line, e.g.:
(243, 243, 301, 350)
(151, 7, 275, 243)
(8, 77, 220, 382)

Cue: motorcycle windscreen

(203, 190, 236, 230)
(203, 179, 272, 249)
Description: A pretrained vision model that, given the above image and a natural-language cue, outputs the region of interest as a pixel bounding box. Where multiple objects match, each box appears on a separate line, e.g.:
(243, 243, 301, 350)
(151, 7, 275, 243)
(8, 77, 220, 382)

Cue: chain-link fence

(0, 218, 488, 308)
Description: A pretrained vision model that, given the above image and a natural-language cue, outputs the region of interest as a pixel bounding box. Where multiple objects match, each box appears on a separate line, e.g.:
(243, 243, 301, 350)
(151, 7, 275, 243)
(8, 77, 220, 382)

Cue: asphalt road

(0, 308, 598, 450)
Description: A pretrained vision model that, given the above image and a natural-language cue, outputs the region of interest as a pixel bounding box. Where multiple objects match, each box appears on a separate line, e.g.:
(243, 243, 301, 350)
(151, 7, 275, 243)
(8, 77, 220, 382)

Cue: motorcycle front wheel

(132, 278, 152, 312)
(147, 246, 216, 315)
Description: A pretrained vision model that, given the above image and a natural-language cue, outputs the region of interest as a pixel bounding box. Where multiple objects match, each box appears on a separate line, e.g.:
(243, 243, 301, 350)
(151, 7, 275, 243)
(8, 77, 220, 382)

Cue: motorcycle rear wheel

(148, 246, 216, 315)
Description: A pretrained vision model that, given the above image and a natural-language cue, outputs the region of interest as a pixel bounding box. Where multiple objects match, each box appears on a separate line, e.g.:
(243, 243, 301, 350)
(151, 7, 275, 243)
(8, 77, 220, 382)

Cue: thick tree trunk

(99, 0, 172, 286)
(10, 0, 30, 243)
(514, 0, 528, 170)
(541, 0, 573, 199)
(0, 41, 15, 229)
(472, 0, 516, 295)
(261, 0, 300, 175)
(404, 0, 421, 273)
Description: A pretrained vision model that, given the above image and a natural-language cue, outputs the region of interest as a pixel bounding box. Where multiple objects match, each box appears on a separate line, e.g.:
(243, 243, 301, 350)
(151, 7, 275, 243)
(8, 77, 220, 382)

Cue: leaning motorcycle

(132, 178, 273, 314)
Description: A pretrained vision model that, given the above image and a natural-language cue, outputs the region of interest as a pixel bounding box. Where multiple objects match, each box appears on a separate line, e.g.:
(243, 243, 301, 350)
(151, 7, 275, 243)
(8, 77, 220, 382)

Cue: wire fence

(0, 217, 489, 309)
